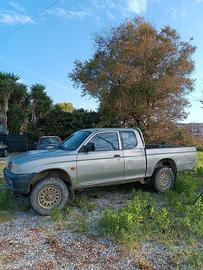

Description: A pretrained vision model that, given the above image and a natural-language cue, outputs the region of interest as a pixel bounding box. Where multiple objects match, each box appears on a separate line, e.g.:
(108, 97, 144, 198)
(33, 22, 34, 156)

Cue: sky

(0, 0, 203, 123)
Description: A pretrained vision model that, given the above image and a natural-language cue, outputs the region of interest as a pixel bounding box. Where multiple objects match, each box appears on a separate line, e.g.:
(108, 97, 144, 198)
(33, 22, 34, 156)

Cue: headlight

(8, 160, 14, 170)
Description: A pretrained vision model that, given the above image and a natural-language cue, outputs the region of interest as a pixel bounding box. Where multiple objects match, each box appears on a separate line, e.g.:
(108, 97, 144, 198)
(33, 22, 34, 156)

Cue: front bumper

(3, 168, 35, 194)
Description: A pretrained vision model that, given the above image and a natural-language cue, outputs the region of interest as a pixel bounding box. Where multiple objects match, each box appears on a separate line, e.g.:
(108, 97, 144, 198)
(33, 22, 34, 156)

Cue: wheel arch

(30, 168, 72, 191)
(154, 158, 177, 176)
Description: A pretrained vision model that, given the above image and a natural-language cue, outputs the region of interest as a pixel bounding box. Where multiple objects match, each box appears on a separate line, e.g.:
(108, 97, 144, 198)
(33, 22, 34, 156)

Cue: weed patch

(71, 214, 88, 233)
(0, 161, 7, 175)
(0, 189, 12, 211)
(0, 188, 14, 223)
(75, 195, 97, 212)
(99, 169, 203, 269)
(51, 207, 64, 223)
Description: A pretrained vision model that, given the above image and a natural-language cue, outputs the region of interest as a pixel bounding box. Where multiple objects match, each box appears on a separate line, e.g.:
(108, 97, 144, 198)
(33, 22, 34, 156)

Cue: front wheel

(152, 167, 174, 193)
(30, 176, 69, 215)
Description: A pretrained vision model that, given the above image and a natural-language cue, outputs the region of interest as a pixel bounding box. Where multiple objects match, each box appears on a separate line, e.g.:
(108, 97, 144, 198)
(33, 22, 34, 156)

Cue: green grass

(197, 150, 203, 168)
(51, 207, 64, 223)
(71, 214, 89, 233)
(0, 160, 7, 175)
(99, 151, 203, 269)
(50, 195, 96, 223)
(74, 195, 97, 212)
(0, 189, 14, 223)
(0, 161, 13, 222)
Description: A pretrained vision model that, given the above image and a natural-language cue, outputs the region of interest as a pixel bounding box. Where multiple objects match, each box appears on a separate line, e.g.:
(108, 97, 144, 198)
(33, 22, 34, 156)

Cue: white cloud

(127, 0, 147, 14)
(48, 8, 89, 20)
(0, 12, 31, 25)
(88, 0, 149, 23)
(9, 1, 25, 13)
(0, 2, 30, 25)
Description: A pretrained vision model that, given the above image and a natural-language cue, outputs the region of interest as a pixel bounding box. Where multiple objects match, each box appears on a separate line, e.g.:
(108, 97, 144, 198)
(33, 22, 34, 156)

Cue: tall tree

(8, 83, 30, 134)
(0, 72, 20, 134)
(30, 83, 52, 124)
(70, 18, 195, 142)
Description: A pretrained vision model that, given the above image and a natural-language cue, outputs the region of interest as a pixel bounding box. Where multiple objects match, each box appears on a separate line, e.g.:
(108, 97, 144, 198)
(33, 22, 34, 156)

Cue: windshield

(60, 131, 91, 150)
(40, 137, 61, 145)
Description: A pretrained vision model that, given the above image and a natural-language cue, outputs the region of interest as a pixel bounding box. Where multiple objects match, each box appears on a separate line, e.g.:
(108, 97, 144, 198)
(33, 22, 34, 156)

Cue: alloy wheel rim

(159, 171, 172, 191)
(38, 185, 61, 209)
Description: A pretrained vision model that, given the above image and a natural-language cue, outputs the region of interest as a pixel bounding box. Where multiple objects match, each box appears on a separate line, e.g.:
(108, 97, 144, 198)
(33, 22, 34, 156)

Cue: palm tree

(30, 83, 53, 124)
(0, 72, 20, 134)
(8, 83, 30, 134)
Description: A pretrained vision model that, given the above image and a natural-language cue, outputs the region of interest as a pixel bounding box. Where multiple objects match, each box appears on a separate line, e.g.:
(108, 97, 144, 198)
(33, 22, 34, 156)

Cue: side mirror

(83, 142, 95, 152)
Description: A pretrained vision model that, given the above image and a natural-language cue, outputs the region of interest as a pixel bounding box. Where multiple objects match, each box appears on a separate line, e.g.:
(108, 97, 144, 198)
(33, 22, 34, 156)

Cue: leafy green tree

(30, 83, 53, 124)
(56, 102, 74, 112)
(8, 83, 30, 134)
(28, 106, 100, 138)
(0, 72, 20, 134)
(70, 18, 195, 142)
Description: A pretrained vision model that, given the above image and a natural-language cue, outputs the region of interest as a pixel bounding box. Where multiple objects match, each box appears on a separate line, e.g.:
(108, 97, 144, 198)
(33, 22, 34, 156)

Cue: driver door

(76, 132, 124, 187)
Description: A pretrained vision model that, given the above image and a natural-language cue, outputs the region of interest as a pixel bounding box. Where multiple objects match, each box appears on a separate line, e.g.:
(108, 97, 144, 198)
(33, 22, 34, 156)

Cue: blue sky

(0, 0, 203, 122)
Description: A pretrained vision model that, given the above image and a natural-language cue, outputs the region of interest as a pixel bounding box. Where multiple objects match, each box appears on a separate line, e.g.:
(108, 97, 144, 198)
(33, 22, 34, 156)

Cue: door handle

(114, 154, 120, 158)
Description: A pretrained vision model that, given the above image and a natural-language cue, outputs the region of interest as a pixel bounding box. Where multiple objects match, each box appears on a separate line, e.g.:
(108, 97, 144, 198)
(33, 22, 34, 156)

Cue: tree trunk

(31, 101, 37, 124)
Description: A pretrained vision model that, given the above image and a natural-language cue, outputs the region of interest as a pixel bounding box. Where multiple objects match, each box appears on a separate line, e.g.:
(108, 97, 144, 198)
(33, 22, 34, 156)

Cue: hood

(11, 148, 76, 165)
(0, 144, 7, 148)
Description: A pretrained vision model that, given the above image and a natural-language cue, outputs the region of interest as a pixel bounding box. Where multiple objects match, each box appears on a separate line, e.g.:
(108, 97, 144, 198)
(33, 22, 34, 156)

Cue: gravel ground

(0, 185, 182, 270)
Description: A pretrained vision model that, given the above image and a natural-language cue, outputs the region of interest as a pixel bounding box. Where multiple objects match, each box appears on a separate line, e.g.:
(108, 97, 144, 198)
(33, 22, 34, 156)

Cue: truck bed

(145, 146, 196, 177)
(146, 144, 188, 149)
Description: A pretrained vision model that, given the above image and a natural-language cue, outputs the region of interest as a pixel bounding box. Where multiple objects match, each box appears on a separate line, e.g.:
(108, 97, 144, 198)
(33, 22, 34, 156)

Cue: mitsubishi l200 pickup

(4, 128, 196, 215)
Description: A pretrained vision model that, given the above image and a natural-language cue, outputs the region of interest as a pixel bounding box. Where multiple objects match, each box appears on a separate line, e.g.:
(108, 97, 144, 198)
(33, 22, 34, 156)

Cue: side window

(89, 132, 119, 151)
(120, 131, 137, 149)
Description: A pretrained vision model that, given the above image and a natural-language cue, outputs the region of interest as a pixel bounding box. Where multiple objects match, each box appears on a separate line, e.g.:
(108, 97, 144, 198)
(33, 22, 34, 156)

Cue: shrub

(0, 189, 12, 211)
(99, 178, 203, 245)
(75, 196, 96, 212)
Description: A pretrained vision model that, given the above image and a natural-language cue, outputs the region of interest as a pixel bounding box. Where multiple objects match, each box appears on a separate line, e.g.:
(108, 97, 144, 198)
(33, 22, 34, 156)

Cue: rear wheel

(152, 166, 174, 193)
(30, 176, 69, 215)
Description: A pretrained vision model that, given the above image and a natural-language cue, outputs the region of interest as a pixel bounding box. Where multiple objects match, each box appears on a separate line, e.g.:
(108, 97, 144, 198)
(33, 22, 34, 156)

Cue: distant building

(180, 123, 203, 145)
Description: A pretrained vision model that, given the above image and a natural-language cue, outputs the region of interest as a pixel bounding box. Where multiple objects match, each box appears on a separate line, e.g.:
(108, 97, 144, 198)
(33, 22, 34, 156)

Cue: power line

(0, 0, 60, 45)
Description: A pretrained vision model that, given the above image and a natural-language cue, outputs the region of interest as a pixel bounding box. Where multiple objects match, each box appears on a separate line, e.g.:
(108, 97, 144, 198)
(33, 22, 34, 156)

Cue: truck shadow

(77, 181, 153, 198)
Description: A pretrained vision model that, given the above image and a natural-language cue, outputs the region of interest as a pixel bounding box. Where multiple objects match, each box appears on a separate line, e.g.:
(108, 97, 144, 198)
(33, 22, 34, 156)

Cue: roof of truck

(80, 128, 138, 132)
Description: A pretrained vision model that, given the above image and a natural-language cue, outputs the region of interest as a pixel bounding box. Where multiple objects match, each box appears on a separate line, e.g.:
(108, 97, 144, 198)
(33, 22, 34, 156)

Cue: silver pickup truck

(4, 128, 196, 215)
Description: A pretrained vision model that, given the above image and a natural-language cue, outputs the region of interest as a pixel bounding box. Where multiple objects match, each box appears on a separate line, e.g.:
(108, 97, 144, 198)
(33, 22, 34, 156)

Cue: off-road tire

(30, 176, 69, 215)
(152, 166, 174, 193)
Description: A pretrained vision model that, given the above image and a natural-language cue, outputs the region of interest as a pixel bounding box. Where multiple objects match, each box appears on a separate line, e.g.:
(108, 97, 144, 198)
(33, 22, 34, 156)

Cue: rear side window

(90, 132, 119, 151)
(120, 131, 137, 149)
